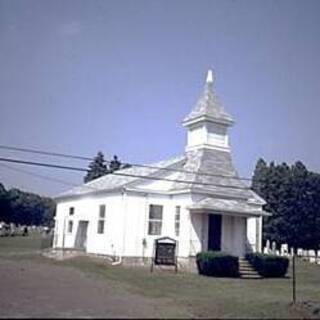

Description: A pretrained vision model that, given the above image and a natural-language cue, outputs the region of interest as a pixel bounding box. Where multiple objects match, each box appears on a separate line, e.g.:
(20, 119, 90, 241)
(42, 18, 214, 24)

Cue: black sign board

(151, 237, 178, 272)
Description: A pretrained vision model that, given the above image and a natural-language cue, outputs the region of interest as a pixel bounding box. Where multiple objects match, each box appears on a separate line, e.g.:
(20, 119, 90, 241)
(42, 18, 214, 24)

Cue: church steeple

(183, 70, 234, 152)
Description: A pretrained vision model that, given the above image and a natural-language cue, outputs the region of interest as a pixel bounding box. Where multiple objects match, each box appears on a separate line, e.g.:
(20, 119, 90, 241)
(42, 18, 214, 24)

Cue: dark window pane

(68, 221, 73, 233)
(97, 220, 105, 234)
(175, 222, 180, 236)
(99, 205, 106, 218)
(175, 206, 180, 220)
(149, 205, 163, 220)
(69, 207, 74, 215)
(148, 221, 162, 235)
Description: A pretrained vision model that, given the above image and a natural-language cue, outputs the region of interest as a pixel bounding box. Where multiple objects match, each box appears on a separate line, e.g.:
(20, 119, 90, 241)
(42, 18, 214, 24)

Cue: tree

(84, 152, 132, 183)
(109, 155, 121, 172)
(0, 183, 9, 222)
(1, 185, 56, 226)
(251, 159, 320, 251)
(84, 151, 109, 183)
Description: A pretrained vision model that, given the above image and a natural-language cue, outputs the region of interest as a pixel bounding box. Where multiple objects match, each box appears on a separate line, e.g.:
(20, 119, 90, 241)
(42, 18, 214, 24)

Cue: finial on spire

(206, 69, 214, 84)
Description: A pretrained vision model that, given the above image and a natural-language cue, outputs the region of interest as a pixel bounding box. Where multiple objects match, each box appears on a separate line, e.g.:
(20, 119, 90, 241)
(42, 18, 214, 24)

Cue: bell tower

(182, 70, 234, 152)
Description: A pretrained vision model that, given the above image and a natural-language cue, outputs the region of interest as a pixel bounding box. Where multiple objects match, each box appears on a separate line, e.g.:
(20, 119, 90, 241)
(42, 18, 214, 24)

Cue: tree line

(0, 183, 55, 227)
(252, 159, 320, 252)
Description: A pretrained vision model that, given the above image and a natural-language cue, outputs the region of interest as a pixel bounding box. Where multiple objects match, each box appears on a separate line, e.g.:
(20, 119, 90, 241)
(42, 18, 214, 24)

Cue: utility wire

(0, 144, 253, 182)
(0, 163, 80, 188)
(0, 156, 251, 191)
(0, 145, 91, 161)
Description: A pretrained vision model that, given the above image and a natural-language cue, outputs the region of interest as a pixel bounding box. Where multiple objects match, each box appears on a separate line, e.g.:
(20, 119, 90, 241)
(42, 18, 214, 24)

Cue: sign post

(292, 254, 296, 304)
(151, 237, 178, 273)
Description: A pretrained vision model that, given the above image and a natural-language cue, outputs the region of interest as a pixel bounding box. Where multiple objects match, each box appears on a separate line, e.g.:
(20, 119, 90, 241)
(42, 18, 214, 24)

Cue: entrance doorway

(208, 214, 222, 251)
(74, 221, 89, 250)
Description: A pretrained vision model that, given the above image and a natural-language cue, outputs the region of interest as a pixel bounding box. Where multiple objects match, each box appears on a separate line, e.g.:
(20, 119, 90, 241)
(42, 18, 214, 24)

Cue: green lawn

(0, 233, 44, 253)
(0, 235, 319, 319)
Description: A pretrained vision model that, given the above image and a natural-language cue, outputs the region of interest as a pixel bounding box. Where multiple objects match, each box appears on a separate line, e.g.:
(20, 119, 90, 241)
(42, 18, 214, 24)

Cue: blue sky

(1, 0, 320, 196)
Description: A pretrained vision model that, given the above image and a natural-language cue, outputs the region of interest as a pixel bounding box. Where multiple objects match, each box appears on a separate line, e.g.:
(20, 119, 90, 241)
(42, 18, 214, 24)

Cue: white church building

(53, 70, 269, 265)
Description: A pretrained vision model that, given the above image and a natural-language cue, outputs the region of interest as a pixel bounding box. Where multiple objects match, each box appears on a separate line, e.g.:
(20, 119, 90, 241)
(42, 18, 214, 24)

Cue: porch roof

(188, 197, 271, 217)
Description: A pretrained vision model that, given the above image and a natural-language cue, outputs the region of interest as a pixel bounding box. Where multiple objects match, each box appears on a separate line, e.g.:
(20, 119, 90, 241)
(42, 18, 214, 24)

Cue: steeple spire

(206, 69, 214, 84)
(183, 69, 234, 152)
(183, 69, 233, 127)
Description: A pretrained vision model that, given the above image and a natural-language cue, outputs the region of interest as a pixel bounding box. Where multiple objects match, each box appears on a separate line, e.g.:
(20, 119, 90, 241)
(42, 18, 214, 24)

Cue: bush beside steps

(196, 251, 239, 277)
(245, 253, 289, 278)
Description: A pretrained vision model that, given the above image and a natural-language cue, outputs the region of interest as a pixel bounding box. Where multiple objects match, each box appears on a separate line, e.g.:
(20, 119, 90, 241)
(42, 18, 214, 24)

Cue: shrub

(246, 253, 289, 277)
(196, 251, 239, 277)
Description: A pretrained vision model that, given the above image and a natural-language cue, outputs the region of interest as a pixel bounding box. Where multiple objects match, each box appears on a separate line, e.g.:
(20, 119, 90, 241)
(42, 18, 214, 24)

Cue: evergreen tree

(251, 158, 268, 195)
(109, 155, 121, 172)
(251, 159, 320, 251)
(0, 183, 9, 222)
(84, 151, 109, 183)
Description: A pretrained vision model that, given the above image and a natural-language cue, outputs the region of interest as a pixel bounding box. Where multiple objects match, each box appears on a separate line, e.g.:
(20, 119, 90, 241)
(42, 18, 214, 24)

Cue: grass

(0, 233, 44, 253)
(0, 235, 319, 319)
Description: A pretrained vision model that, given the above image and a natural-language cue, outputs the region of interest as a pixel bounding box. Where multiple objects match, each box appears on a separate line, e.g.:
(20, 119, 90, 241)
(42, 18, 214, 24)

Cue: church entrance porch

(189, 211, 247, 257)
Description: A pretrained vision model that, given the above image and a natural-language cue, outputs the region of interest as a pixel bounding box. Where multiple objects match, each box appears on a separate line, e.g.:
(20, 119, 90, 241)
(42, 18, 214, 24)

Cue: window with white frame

(175, 206, 180, 236)
(97, 204, 106, 234)
(68, 220, 73, 233)
(69, 207, 74, 216)
(148, 204, 163, 235)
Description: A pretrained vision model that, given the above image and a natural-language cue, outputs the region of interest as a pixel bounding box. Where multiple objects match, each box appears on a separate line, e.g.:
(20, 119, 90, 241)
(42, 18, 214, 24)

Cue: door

(208, 214, 222, 251)
(74, 221, 89, 250)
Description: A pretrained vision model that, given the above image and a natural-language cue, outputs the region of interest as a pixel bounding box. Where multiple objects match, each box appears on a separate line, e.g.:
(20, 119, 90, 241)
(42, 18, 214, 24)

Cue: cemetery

(263, 239, 320, 265)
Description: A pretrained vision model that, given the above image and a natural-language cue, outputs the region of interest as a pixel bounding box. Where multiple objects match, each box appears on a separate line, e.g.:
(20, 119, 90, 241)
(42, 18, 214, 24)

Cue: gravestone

(281, 244, 288, 256)
(266, 239, 271, 253)
(290, 247, 295, 256)
(271, 241, 277, 254)
(309, 250, 316, 263)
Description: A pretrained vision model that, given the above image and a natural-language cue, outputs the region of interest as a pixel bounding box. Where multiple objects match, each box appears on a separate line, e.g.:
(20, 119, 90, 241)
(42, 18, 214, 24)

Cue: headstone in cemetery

(151, 237, 178, 272)
(290, 247, 295, 256)
(272, 241, 277, 253)
(281, 243, 288, 256)
(309, 250, 316, 263)
(302, 250, 309, 261)
(297, 248, 303, 256)
(266, 239, 271, 252)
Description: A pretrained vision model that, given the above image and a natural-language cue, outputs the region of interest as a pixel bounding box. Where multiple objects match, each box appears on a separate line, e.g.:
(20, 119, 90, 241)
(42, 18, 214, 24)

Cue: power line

(0, 163, 80, 188)
(0, 145, 91, 161)
(0, 156, 251, 191)
(0, 157, 87, 172)
(0, 144, 254, 182)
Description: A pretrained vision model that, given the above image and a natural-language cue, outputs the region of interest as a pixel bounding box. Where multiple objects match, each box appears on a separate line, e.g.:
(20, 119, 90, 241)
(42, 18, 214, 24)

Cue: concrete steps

(238, 258, 262, 279)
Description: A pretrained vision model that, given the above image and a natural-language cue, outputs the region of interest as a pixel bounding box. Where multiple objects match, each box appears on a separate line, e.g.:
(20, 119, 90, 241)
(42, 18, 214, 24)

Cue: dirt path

(0, 259, 184, 318)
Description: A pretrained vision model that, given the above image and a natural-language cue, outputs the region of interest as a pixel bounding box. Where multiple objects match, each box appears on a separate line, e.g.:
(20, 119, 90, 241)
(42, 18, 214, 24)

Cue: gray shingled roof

(188, 197, 270, 216)
(56, 155, 185, 199)
(56, 148, 266, 208)
(183, 80, 234, 125)
(170, 148, 255, 200)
